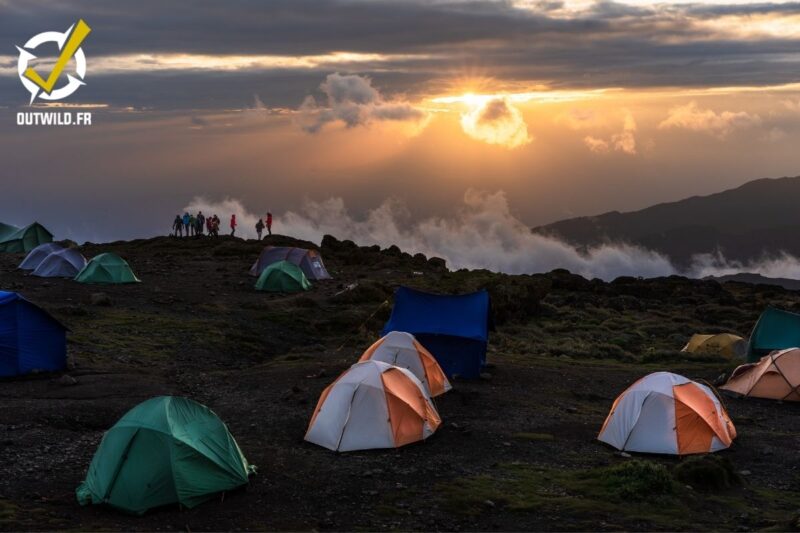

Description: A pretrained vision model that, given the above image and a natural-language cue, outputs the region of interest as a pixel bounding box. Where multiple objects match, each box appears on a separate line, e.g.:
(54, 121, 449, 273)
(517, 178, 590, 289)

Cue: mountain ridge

(534, 175, 800, 266)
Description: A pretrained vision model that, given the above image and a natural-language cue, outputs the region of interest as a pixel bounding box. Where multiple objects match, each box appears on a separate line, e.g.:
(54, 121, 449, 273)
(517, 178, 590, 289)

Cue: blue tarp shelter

(747, 306, 800, 362)
(0, 291, 67, 376)
(382, 286, 492, 379)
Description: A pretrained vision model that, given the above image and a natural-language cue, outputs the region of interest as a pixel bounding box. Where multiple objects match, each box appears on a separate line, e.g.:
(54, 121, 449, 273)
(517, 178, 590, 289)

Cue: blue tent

(382, 286, 492, 379)
(0, 291, 67, 377)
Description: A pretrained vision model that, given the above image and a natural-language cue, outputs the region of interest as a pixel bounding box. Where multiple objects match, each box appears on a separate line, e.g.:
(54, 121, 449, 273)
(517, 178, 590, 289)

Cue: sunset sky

(1, 0, 800, 246)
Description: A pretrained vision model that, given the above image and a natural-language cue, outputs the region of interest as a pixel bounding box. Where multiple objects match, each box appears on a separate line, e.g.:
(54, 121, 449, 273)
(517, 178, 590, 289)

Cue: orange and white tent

(358, 331, 452, 397)
(721, 348, 800, 401)
(598, 372, 736, 455)
(305, 360, 442, 452)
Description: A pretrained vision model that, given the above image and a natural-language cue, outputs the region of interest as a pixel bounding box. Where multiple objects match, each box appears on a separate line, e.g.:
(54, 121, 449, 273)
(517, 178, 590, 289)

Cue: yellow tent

(682, 333, 746, 359)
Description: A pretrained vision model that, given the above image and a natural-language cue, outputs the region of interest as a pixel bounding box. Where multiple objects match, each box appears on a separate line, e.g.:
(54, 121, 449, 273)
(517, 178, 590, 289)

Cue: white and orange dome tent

(358, 331, 452, 397)
(598, 372, 736, 455)
(721, 348, 800, 401)
(305, 360, 442, 452)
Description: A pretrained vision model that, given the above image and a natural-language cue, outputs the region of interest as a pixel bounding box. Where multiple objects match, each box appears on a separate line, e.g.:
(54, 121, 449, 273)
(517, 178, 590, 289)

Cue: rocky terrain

(1, 234, 799, 531)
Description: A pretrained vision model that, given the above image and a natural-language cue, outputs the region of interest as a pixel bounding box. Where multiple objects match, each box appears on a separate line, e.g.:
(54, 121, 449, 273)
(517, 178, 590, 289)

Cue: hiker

(211, 215, 220, 236)
(266, 212, 273, 236)
(189, 213, 196, 236)
(206, 214, 213, 236)
(230, 214, 237, 236)
(255, 218, 264, 240)
(182, 212, 190, 237)
(172, 215, 183, 237)
(196, 211, 205, 235)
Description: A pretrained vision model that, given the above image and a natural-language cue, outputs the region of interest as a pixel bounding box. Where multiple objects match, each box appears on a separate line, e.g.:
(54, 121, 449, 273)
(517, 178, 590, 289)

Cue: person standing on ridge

(230, 214, 237, 236)
(173, 215, 183, 237)
(255, 218, 264, 240)
(182, 212, 190, 237)
(196, 211, 205, 236)
(266, 212, 273, 236)
(189, 213, 196, 236)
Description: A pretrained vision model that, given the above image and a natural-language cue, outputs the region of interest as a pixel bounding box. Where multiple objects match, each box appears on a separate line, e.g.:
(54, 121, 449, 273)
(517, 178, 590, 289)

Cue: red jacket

(230, 215, 237, 228)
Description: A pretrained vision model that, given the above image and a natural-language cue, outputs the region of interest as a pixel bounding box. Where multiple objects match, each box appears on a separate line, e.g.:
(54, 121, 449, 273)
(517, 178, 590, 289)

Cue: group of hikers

(171, 211, 273, 239)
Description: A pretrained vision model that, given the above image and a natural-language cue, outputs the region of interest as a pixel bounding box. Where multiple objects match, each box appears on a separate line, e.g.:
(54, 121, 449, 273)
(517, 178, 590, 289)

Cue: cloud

(298, 73, 428, 133)
(611, 110, 637, 155)
(583, 136, 610, 153)
(658, 101, 761, 138)
(689, 251, 800, 280)
(460, 98, 531, 149)
(582, 110, 637, 155)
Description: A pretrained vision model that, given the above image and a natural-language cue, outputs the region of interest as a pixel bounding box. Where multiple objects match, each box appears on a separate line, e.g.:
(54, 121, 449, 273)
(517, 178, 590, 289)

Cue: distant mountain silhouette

(706, 273, 800, 291)
(534, 176, 800, 267)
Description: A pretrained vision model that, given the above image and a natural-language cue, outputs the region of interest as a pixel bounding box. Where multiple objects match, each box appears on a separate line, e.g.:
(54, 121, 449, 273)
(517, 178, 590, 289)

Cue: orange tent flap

(413, 339, 448, 396)
(673, 383, 733, 451)
(358, 337, 385, 363)
(381, 369, 428, 447)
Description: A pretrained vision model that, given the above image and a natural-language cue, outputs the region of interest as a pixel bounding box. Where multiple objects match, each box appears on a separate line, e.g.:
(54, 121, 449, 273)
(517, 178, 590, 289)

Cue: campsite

(1, 233, 800, 531)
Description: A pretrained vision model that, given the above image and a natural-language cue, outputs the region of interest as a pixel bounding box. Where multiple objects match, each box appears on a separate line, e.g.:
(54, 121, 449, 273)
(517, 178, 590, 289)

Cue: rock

(619, 451, 632, 458)
(479, 372, 492, 381)
(483, 499, 496, 508)
(739, 470, 752, 476)
(55, 375, 78, 386)
(90, 293, 112, 306)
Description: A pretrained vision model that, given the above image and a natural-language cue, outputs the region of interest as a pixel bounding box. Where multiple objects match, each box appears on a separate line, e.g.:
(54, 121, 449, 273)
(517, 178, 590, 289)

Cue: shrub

(673, 455, 740, 491)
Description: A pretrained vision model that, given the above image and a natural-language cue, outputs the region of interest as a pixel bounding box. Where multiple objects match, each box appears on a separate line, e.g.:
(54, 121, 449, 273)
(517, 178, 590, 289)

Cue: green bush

(673, 455, 740, 491)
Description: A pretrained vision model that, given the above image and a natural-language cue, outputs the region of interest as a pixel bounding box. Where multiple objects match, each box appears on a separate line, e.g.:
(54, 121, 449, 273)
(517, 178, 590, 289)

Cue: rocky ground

(1, 234, 799, 531)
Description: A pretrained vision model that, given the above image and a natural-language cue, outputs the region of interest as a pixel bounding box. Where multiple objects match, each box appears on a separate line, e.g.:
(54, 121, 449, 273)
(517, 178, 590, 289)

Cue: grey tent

(0, 222, 53, 253)
(19, 243, 64, 270)
(32, 248, 87, 278)
(249, 246, 331, 280)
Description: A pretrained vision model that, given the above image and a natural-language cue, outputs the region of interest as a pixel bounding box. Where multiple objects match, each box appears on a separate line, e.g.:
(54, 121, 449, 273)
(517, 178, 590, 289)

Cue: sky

(1, 0, 800, 262)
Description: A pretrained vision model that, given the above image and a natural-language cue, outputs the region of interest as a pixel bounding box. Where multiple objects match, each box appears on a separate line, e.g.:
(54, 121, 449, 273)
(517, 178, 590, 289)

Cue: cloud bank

(184, 190, 800, 283)
(659, 101, 761, 138)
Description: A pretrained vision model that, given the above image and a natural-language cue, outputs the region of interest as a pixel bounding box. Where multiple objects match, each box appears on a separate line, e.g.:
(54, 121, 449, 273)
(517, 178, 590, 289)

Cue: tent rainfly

(249, 246, 331, 280)
(76, 396, 255, 514)
(32, 248, 87, 278)
(254, 260, 311, 292)
(747, 307, 800, 362)
(721, 348, 800, 401)
(381, 286, 492, 379)
(358, 331, 451, 397)
(682, 333, 747, 360)
(305, 360, 441, 452)
(0, 222, 53, 253)
(18, 242, 64, 270)
(0, 291, 67, 377)
(598, 372, 736, 455)
(75, 253, 140, 284)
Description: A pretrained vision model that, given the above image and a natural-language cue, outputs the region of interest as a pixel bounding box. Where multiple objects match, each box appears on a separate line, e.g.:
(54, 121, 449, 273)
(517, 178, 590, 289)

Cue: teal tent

(255, 260, 311, 292)
(0, 222, 53, 253)
(75, 253, 140, 284)
(77, 396, 255, 514)
(747, 307, 800, 362)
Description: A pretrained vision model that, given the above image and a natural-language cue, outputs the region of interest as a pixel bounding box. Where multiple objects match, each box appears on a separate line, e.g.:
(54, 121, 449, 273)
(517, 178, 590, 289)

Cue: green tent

(255, 260, 311, 292)
(0, 222, 53, 253)
(75, 253, 140, 284)
(76, 396, 255, 514)
(747, 306, 800, 362)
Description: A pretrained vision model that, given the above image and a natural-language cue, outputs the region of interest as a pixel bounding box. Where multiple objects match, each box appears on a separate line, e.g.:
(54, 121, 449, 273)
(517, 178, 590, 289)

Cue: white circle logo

(16, 20, 91, 104)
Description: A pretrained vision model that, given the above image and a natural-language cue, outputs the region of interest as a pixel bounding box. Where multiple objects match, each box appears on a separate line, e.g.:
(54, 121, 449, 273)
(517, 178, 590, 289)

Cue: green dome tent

(255, 260, 311, 292)
(0, 222, 53, 253)
(75, 253, 140, 284)
(76, 396, 255, 514)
